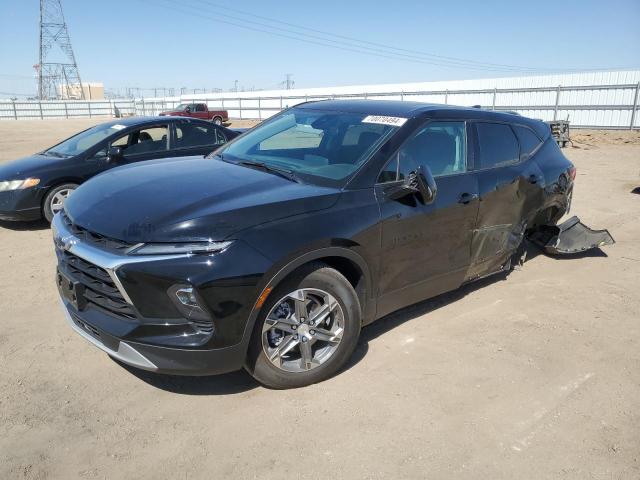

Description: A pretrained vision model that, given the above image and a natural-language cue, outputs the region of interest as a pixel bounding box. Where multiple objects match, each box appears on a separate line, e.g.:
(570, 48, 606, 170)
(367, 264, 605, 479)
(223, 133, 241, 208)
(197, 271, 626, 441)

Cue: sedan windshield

(46, 123, 128, 157)
(216, 107, 399, 187)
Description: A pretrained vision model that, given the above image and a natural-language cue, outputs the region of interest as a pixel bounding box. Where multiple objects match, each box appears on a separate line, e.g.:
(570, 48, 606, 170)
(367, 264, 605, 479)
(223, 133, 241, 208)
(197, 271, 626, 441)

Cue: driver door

(375, 120, 480, 317)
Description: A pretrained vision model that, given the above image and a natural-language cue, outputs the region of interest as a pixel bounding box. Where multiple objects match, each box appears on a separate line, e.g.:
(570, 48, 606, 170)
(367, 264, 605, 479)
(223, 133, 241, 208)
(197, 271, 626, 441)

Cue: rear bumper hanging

(528, 216, 615, 255)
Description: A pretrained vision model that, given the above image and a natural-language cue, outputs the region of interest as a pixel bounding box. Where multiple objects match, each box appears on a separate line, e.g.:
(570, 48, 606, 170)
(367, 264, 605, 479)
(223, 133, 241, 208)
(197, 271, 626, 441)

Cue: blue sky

(1, 0, 639, 97)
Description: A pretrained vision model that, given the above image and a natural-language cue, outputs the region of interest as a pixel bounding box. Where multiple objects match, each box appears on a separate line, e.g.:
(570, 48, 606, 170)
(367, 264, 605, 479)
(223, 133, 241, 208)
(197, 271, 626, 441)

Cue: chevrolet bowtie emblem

(56, 234, 77, 252)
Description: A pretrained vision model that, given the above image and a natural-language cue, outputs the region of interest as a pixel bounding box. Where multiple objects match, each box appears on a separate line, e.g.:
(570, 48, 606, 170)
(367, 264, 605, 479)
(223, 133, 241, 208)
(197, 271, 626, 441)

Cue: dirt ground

(0, 118, 639, 480)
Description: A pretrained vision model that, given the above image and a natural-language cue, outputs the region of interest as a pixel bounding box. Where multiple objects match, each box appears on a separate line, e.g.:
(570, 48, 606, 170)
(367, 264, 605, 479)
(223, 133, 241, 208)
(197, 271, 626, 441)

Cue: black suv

(53, 100, 576, 388)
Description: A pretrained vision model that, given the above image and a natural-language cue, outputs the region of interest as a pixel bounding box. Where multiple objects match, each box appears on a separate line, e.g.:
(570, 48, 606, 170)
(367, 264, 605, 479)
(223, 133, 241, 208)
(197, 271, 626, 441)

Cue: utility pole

(234, 80, 239, 92)
(37, 0, 84, 100)
(285, 73, 294, 90)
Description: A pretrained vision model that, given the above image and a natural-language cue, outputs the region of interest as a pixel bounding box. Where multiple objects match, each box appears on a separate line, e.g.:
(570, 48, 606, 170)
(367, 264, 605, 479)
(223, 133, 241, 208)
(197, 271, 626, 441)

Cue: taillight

(568, 166, 577, 181)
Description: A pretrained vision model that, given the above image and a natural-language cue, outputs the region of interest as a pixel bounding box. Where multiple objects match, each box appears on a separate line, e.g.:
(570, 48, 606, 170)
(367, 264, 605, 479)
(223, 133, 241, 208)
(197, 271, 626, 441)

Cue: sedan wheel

(50, 188, 73, 215)
(43, 183, 79, 223)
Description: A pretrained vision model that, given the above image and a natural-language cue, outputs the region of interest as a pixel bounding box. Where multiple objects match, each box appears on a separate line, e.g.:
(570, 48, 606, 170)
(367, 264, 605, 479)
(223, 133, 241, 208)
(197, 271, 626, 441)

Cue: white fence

(2, 71, 640, 129)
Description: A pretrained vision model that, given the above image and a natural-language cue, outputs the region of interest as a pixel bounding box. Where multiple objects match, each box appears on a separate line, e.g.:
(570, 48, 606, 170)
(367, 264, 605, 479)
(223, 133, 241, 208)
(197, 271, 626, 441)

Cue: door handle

(528, 174, 539, 184)
(458, 192, 479, 204)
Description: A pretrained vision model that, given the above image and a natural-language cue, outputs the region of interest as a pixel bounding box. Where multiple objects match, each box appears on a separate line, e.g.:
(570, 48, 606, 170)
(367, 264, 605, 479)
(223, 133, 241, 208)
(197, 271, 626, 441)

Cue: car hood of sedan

(0, 153, 65, 180)
(64, 156, 342, 243)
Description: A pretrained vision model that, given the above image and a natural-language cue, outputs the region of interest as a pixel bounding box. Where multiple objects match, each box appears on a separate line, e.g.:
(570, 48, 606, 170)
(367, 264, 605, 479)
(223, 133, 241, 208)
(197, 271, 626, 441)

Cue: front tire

(245, 262, 361, 389)
(43, 183, 78, 223)
(212, 116, 223, 125)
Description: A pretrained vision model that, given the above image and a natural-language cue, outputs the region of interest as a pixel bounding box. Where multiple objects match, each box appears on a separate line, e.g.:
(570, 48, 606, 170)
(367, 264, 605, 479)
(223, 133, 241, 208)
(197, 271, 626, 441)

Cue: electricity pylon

(37, 0, 84, 100)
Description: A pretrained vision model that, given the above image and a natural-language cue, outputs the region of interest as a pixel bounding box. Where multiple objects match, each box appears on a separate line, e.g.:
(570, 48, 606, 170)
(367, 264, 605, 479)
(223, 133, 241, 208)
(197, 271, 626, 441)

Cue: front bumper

(52, 213, 273, 375)
(59, 298, 248, 375)
(0, 189, 42, 221)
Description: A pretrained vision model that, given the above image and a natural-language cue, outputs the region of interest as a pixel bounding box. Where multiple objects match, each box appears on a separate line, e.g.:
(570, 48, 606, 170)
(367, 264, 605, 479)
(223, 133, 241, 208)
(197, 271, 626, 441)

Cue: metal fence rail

(2, 82, 639, 129)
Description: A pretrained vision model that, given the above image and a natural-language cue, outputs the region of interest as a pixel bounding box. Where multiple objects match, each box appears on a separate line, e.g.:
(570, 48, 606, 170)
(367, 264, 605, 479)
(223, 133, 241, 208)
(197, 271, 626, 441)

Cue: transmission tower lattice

(37, 0, 84, 100)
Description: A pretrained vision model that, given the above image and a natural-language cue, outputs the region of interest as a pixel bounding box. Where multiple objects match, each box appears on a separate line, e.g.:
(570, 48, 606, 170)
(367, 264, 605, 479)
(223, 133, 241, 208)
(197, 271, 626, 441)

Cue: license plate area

(57, 268, 87, 311)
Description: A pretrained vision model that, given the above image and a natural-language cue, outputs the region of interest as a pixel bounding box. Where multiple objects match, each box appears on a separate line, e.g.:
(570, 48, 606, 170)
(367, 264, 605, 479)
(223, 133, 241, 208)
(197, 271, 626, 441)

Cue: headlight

(128, 240, 233, 255)
(0, 178, 40, 192)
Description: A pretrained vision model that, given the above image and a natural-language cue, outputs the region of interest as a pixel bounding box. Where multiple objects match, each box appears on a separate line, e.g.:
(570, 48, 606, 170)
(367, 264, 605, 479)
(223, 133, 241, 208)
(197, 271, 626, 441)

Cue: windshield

(216, 107, 400, 187)
(46, 123, 128, 157)
(173, 103, 190, 111)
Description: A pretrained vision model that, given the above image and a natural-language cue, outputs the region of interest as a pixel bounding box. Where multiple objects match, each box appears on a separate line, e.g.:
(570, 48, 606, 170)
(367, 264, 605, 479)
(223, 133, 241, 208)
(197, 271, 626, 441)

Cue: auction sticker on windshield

(362, 115, 408, 127)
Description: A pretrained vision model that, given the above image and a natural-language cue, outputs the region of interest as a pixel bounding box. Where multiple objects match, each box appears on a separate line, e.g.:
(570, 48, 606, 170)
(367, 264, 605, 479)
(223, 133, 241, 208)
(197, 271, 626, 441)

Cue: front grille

(60, 250, 137, 320)
(60, 211, 135, 253)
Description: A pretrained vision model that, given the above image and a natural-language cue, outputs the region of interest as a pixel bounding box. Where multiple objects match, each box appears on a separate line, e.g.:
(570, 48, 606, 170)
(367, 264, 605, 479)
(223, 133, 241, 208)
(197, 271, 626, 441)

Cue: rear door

(171, 120, 228, 156)
(467, 121, 545, 279)
(375, 120, 480, 317)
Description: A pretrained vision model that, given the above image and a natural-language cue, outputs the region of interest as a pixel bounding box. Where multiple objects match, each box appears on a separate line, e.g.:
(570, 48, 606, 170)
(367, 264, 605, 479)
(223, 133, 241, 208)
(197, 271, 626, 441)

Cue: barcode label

(362, 115, 408, 127)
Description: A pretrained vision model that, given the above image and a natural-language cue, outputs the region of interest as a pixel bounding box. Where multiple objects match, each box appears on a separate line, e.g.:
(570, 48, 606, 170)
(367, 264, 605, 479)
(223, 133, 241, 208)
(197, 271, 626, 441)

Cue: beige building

(57, 82, 105, 100)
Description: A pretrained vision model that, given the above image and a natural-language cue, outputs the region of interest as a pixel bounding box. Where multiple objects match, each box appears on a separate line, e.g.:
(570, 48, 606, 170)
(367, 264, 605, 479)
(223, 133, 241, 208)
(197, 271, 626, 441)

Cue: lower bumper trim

(60, 300, 158, 371)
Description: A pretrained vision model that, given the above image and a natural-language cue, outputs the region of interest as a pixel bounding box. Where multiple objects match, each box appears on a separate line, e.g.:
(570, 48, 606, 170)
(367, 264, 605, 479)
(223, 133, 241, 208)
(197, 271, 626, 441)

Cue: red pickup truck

(159, 103, 228, 125)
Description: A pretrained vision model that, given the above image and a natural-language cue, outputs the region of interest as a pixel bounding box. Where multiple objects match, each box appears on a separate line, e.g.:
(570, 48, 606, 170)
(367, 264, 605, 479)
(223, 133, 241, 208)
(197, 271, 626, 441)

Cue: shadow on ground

(114, 360, 260, 395)
(115, 243, 609, 395)
(0, 219, 49, 231)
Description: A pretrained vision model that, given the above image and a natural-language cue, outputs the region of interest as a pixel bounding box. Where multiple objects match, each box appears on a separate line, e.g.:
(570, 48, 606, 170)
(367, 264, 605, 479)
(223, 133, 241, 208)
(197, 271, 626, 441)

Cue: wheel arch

(239, 246, 376, 356)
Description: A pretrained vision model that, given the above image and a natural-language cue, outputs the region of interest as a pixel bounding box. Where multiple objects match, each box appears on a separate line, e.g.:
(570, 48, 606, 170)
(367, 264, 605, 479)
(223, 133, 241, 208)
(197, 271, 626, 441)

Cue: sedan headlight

(128, 241, 233, 255)
(0, 178, 40, 192)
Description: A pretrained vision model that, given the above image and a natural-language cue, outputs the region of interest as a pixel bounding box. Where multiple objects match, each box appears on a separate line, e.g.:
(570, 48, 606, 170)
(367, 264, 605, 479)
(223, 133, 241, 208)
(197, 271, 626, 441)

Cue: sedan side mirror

(107, 146, 123, 163)
(387, 165, 437, 204)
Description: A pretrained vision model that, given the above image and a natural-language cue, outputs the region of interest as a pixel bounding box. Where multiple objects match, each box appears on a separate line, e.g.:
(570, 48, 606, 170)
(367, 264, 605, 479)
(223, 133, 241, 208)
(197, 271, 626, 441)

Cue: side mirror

(185, 106, 191, 113)
(107, 146, 123, 163)
(387, 165, 437, 204)
(415, 164, 437, 204)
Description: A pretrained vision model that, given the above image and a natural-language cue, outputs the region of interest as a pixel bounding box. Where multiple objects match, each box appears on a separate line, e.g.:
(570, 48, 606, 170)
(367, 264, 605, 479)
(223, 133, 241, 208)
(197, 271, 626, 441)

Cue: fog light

(175, 287, 199, 308)
(168, 284, 214, 334)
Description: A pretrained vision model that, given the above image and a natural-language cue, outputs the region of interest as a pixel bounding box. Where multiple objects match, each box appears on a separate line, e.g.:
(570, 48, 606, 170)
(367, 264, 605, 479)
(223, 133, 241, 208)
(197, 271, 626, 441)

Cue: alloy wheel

(50, 188, 74, 214)
(262, 288, 344, 373)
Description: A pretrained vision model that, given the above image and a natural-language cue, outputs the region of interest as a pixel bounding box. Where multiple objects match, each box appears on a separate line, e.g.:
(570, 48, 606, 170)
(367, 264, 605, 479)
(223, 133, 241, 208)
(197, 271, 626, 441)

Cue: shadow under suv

(54, 100, 581, 388)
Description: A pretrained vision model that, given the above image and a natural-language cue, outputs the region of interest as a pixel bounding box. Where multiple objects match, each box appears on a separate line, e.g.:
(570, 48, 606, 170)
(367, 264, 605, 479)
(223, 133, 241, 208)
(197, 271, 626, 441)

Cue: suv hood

(64, 157, 341, 243)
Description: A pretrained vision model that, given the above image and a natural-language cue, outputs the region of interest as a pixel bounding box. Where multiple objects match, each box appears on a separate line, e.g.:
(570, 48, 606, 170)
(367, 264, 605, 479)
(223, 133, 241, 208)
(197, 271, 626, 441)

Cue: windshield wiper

(236, 160, 301, 183)
(42, 151, 67, 158)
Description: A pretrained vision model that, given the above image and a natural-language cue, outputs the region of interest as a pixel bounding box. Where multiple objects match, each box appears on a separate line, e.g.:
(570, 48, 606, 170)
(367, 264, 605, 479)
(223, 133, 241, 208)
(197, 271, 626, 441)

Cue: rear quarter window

(476, 122, 519, 169)
(513, 125, 543, 161)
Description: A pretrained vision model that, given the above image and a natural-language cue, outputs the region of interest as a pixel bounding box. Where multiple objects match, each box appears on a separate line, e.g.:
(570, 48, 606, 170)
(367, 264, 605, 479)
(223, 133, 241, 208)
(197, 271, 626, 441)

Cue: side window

(122, 126, 168, 157)
(111, 134, 130, 147)
(377, 121, 466, 183)
(195, 104, 206, 112)
(175, 122, 224, 148)
(215, 128, 227, 145)
(513, 125, 542, 161)
(476, 123, 519, 169)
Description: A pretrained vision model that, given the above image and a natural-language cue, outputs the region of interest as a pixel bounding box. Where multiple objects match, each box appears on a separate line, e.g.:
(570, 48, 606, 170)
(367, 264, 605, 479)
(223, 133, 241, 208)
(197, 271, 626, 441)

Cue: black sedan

(0, 116, 240, 222)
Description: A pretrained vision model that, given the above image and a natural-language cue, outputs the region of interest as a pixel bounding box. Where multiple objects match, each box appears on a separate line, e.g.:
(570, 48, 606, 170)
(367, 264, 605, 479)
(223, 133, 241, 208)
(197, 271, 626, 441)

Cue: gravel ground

(0, 118, 639, 479)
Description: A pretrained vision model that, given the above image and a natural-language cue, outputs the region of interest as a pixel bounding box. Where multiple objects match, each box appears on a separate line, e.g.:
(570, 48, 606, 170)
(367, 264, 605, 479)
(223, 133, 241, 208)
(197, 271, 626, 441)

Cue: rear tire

(43, 183, 78, 223)
(245, 262, 361, 389)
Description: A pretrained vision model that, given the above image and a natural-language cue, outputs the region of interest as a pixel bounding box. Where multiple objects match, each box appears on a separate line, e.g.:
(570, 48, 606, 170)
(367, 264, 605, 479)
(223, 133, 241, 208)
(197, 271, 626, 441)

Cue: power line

(187, 0, 638, 74)
(190, 0, 548, 73)
(139, 0, 560, 73)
